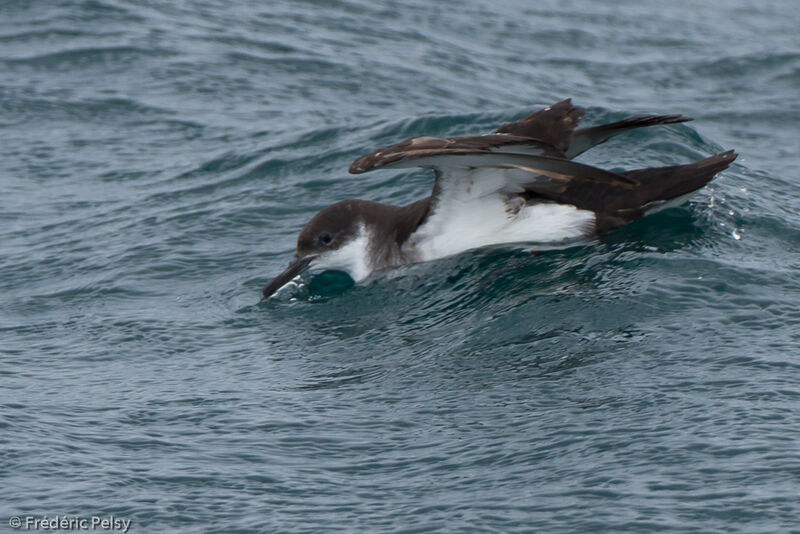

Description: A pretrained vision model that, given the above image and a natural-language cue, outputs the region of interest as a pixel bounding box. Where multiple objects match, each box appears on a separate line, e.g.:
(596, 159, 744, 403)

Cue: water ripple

(2, 0, 799, 532)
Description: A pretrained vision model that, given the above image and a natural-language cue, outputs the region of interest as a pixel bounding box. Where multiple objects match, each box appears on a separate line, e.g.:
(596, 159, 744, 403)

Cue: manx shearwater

(262, 99, 736, 298)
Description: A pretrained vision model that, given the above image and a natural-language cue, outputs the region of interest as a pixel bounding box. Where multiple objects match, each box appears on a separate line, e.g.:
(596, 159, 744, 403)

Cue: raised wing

(350, 148, 637, 188)
(494, 98, 584, 152)
(567, 114, 692, 159)
(348, 133, 561, 175)
(348, 99, 640, 219)
(350, 99, 583, 176)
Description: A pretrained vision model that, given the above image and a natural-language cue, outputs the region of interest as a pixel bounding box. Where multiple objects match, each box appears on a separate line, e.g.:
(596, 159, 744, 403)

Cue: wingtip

(699, 149, 738, 170)
(349, 154, 373, 174)
(635, 113, 694, 126)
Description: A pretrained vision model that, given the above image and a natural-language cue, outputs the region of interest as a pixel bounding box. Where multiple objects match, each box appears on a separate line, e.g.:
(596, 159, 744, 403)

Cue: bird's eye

(319, 232, 333, 246)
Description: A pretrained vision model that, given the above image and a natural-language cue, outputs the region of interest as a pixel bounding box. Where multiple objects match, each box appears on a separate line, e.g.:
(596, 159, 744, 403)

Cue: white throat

(311, 224, 373, 281)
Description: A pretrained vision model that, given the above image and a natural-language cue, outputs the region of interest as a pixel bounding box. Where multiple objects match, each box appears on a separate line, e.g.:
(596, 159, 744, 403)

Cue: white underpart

(409, 199, 595, 262)
(407, 167, 595, 262)
(312, 224, 372, 281)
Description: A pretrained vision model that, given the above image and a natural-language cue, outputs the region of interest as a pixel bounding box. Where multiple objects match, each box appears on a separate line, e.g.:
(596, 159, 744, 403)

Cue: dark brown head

(295, 200, 363, 258)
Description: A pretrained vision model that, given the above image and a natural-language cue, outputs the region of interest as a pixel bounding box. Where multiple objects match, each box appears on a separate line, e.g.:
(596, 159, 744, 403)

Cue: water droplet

(732, 229, 741, 240)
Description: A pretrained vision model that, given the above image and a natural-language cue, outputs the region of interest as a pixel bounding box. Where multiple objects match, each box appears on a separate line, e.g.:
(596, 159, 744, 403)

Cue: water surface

(2, 1, 799, 532)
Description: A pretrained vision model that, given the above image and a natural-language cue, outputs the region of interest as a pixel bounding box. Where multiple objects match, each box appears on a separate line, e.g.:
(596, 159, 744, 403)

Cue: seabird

(262, 99, 736, 299)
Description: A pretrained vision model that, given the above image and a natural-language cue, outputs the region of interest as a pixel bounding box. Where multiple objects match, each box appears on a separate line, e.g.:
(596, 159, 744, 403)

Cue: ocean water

(2, 0, 799, 532)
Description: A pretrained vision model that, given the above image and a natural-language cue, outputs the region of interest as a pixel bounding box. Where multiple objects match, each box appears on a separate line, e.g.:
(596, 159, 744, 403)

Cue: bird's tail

(624, 150, 737, 212)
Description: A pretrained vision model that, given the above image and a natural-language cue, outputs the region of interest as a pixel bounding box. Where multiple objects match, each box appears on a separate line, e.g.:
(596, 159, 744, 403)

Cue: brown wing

(567, 114, 692, 159)
(350, 99, 696, 175)
(495, 98, 584, 152)
(349, 99, 583, 174)
(350, 148, 638, 188)
(348, 134, 561, 174)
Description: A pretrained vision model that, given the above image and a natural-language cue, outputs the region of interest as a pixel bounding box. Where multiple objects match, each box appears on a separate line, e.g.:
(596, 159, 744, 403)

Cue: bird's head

(261, 200, 373, 299)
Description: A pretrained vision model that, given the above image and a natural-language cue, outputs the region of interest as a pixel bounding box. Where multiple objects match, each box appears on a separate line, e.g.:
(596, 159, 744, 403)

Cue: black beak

(261, 255, 315, 299)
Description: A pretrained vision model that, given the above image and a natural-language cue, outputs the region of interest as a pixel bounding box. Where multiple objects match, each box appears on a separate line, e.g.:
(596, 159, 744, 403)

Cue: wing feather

(350, 148, 637, 188)
(494, 98, 584, 152)
(566, 114, 693, 159)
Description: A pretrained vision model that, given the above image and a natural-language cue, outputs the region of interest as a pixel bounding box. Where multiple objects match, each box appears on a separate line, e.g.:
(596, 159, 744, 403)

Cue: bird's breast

(404, 195, 596, 263)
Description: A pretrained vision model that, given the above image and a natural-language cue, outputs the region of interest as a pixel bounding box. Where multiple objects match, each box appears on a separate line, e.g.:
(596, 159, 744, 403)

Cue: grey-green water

(2, 1, 799, 532)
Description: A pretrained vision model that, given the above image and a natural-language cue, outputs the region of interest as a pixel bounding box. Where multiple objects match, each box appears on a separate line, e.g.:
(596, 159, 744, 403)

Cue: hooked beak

(261, 255, 315, 299)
